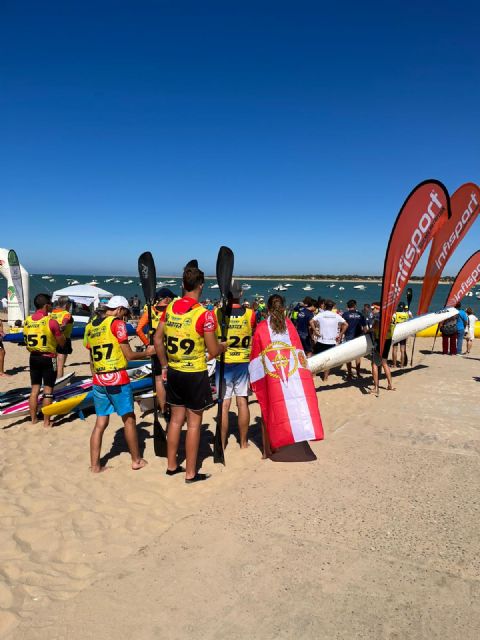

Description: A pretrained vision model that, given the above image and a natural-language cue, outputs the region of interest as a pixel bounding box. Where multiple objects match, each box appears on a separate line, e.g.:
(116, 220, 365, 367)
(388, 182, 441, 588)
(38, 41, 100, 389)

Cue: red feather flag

(379, 180, 451, 355)
(445, 251, 480, 307)
(418, 183, 480, 314)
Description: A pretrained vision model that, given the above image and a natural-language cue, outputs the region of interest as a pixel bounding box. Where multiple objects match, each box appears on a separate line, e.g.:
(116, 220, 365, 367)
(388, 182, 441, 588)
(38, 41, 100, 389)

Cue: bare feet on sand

(132, 458, 148, 471)
(90, 466, 109, 473)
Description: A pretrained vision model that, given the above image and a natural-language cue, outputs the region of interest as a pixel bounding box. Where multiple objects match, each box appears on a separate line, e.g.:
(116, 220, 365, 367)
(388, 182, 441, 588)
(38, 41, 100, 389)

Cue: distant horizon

(27, 271, 455, 284)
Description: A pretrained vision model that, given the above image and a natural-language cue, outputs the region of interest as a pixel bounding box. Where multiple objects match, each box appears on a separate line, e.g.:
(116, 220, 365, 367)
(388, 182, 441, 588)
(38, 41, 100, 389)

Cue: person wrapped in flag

(249, 294, 324, 457)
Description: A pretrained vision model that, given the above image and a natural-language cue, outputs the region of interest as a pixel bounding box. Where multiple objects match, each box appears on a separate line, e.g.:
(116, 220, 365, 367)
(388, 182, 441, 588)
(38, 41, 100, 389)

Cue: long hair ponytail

(267, 294, 286, 334)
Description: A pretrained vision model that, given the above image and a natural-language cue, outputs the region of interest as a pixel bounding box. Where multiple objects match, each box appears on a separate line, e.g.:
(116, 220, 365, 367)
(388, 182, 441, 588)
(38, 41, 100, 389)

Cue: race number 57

(92, 344, 114, 361)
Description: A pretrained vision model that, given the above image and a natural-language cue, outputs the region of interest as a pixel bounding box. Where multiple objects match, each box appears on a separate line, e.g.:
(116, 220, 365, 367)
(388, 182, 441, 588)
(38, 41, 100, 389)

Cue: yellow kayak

(416, 320, 480, 338)
(41, 392, 89, 417)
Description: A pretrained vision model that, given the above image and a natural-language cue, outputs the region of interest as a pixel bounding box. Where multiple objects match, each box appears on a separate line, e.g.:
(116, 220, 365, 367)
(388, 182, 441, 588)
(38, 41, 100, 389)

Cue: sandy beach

(0, 331, 479, 639)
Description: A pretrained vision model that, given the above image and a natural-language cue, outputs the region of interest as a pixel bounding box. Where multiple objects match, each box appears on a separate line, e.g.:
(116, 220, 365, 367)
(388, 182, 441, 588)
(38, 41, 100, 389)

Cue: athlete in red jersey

(154, 266, 226, 483)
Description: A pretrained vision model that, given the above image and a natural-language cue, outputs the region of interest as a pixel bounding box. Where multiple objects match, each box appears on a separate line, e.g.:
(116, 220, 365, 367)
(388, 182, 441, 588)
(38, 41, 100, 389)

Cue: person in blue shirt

(295, 297, 316, 355)
(342, 299, 366, 378)
(455, 302, 469, 355)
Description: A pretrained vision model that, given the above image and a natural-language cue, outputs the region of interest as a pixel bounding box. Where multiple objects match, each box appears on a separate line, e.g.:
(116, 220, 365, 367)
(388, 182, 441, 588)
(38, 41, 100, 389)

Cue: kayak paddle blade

(215, 246, 234, 301)
(138, 252, 157, 304)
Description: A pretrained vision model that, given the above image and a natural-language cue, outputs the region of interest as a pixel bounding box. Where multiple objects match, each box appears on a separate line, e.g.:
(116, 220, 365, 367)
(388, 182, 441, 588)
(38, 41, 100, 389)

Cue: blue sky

(1, 1, 479, 276)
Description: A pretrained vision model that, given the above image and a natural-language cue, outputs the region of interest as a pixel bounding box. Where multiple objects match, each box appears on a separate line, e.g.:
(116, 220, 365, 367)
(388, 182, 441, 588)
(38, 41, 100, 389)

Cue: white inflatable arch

(0, 248, 30, 326)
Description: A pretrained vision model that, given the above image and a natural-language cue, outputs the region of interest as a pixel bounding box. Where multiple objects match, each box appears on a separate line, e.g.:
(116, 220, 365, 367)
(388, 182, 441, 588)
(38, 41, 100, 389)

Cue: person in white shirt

(465, 307, 478, 355)
(309, 299, 348, 382)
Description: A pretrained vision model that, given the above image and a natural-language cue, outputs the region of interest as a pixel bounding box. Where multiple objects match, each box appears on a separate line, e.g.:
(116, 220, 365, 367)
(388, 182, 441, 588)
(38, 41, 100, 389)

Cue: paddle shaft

(148, 301, 168, 457)
(406, 288, 414, 366)
(213, 246, 234, 465)
(138, 252, 167, 457)
(214, 302, 230, 463)
(431, 325, 440, 353)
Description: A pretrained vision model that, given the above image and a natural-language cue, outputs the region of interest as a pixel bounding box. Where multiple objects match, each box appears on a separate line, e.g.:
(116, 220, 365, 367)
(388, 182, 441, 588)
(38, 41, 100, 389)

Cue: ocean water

(20, 274, 480, 317)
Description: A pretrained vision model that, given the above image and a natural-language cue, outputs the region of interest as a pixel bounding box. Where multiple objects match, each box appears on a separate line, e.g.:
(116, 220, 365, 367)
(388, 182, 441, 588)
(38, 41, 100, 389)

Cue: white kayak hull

(308, 307, 458, 374)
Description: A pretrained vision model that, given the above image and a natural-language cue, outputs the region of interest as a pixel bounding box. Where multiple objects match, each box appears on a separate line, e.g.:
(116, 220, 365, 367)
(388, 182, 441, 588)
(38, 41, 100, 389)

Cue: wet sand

(0, 333, 479, 639)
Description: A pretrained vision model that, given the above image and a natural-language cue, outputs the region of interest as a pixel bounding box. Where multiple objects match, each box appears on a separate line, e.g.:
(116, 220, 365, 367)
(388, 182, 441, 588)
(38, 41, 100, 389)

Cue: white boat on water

(328, 284, 335, 288)
(41, 275, 51, 280)
(284, 284, 293, 287)
(86, 280, 99, 286)
(105, 278, 114, 283)
(242, 284, 252, 290)
(339, 286, 345, 290)
(302, 285, 314, 291)
(353, 284, 366, 290)
(70, 280, 79, 285)
(123, 279, 133, 284)
(210, 284, 219, 289)
(273, 284, 288, 291)
(166, 280, 176, 284)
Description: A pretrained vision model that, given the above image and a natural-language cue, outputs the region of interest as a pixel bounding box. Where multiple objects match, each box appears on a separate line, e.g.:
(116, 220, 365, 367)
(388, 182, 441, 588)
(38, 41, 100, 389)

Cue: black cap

(155, 287, 175, 300)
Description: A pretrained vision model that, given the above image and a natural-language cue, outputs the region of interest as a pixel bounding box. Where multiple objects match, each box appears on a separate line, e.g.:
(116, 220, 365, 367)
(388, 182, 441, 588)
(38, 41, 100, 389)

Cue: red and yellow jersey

(50, 308, 73, 338)
(85, 316, 129, 381)
(24, 312, 61, 355)
(216, 305, 256, 364)
(163, 297, 217, 372)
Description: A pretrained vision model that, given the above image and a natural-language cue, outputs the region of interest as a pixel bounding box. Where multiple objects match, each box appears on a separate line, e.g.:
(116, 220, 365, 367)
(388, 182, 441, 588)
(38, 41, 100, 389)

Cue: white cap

(105, 295, 130, 309)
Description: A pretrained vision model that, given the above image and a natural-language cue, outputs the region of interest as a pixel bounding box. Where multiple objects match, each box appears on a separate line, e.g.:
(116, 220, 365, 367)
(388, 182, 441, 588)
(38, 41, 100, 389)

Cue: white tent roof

(52, 284, 113, 302)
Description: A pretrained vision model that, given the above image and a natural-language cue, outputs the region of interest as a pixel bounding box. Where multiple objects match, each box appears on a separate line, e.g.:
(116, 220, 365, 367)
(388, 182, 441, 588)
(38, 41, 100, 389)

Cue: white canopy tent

(52, 284, 113, 323)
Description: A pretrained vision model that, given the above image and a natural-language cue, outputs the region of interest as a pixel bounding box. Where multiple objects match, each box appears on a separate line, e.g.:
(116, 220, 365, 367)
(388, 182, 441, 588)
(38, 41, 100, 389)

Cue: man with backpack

(439, 314, 458, 355)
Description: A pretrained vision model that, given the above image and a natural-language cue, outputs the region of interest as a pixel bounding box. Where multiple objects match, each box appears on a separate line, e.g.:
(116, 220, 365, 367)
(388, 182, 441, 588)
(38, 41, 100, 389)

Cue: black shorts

(313, 342, 335, 355)
(0, 340, 3, 350)
(29, 353, 57, 387)
(56, 338, 73, 355)
(166, 368, 213, 411)
(395, 339, 407, 347)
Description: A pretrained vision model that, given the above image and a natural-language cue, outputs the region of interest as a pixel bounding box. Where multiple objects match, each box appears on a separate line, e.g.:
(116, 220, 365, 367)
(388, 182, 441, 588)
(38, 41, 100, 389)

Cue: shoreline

(30, 273, 453, 285)
(200, 276, 452, 285)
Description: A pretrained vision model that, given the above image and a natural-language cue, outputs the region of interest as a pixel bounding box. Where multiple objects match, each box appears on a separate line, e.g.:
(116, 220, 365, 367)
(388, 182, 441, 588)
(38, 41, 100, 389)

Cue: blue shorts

(215, 362, 249, 400)
(93, 384, 134, 417)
